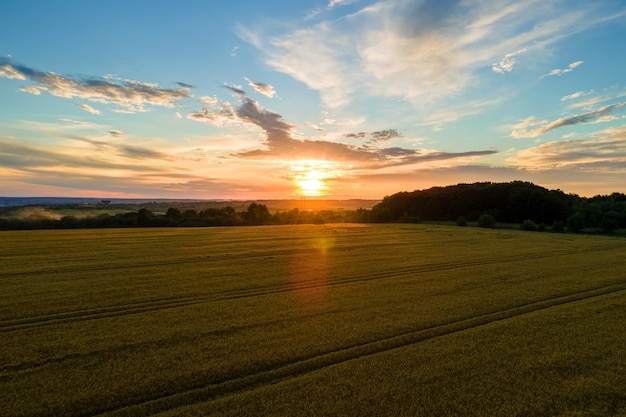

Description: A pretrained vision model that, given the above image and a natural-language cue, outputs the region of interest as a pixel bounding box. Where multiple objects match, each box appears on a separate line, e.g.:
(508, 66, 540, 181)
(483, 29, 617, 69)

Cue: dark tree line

(2, 182, 625, 235)
(0, 203, 369, 230)
(369, 181, 626, 234)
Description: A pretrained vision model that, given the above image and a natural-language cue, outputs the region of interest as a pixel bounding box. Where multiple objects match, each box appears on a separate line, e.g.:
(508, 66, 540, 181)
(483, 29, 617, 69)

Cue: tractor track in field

(80, 280, 626, 417)
(0, 244, 619, 333)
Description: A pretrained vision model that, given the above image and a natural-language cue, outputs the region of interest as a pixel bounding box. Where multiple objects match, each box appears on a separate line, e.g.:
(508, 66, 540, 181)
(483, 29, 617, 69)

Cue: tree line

(0, 202, 370, 230)
(368, 181, 626, 234)
(1, 181, 625, 235)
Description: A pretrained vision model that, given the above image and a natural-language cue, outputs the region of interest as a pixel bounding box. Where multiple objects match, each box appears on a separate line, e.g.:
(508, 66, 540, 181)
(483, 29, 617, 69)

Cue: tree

(166, 207, 182, 219)
(243, 203, 271, 225)
(478, 214, 495, 228)
(137, 208, 153, 226)
(566, 212, 585, 233)
(520, 219, 539, 231)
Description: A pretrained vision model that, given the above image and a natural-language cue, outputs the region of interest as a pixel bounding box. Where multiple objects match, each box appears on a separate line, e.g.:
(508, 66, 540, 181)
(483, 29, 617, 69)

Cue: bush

(520, 219, 538, 231)
(456, 216, 467, 226)
(400, 213, 421, 223)
(566, 212, 585, 233)
(552, 221, 565, 233)
(478, 214, 496, 228)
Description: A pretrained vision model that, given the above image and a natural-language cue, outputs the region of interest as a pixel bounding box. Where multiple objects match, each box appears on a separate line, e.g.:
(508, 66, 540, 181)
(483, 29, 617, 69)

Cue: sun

(290, 160, 342, 197)
(297, 174, 326, 196)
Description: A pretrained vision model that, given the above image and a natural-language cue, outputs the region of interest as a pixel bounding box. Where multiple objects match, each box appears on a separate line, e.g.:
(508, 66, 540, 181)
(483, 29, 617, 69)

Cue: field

(1, 224, 626, 416)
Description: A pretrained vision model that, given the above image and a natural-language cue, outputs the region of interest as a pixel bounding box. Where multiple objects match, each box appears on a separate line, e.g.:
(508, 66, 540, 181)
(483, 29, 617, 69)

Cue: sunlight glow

(290, 160, 343, 196)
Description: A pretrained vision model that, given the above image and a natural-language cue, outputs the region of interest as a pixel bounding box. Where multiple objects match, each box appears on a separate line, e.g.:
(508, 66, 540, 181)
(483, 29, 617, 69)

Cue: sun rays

(290, 160, 344, 197)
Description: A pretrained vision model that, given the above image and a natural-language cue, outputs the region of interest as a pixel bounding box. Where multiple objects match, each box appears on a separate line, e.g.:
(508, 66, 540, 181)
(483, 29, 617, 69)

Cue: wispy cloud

(542, 60, 584, 78)
(511, 102, 626, 138)
(240, 0, 609, 108)
(510, 125, 626, 170)
(0, 57, 193, 113)
(78, 104, 102, 115)
(245, 77, 277, 98)
(561, 91, 585, 101)
(328, 0, 357, 9)
(492, 48, 527, 74)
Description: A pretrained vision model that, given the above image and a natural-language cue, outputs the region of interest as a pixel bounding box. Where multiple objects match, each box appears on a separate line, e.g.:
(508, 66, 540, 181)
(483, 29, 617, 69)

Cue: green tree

(566, 212, 585, 233)
(478, 214, 495, 228)
(137, 208, 153, 226)
(166, 207, 182, 219)
(520, 219, 539, 231)
(244, 203, 271, 225)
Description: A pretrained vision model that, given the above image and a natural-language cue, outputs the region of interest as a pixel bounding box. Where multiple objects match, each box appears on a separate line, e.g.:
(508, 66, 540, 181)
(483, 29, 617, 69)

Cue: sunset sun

(290, 161, 342, 197)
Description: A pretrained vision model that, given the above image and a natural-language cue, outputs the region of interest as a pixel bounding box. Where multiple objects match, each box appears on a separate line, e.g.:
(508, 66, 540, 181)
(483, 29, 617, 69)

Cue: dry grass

(1, 224, 625, 416)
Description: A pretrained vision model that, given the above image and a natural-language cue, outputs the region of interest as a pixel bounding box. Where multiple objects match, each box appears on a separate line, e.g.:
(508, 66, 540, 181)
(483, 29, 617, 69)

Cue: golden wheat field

(1, 224, 625, 416)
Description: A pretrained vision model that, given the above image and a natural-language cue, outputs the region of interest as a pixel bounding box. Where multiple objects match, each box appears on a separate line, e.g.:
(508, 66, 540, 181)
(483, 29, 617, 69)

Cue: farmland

(1, 224, 626, 416)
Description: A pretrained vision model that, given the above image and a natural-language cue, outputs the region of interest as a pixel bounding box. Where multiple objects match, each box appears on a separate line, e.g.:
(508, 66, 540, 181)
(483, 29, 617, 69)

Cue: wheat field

(1, 224, 625, 416)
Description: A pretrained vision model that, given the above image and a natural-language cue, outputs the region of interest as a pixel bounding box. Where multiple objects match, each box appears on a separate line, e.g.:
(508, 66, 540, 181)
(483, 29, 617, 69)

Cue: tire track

(0, 244, 619, 333)
(87, 280, 626, 417)
(0, 307, 345, 375)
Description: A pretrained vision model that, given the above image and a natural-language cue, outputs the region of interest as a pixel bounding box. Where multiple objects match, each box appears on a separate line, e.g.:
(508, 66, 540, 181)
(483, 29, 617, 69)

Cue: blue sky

(2, 0, 626, 199)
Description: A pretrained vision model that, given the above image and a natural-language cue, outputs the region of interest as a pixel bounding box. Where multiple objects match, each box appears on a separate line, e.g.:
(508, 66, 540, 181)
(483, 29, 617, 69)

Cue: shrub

(520, 219, 538, 231)
(552, 221, 565, 233)
(456, 216, 467, 227)
(478, 214, 496, 228)
(566, 213, 585, 233)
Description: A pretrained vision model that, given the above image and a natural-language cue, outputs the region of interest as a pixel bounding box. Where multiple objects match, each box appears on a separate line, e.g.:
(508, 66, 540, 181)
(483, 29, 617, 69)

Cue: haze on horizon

(2, 0, 626, 200)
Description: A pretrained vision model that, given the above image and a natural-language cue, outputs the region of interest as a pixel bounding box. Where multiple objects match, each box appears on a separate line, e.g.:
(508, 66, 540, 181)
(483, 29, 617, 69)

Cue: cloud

(561, 91, 585, 101)
(187, 101, 238, 127)
(509, 125, 626, 170)
(345, 129, 401, 141)
(200, 96, 219, 106)
(244, 77, 277, 98)
(328, 0, 357, 9)
(19, 86, 41, 95)
(511, 102, 626, 138)
(0, 57, 192, 113)
(188, 91, 495, 168)
(492, 48, 527, 74)
(0, 61, 26, 79)
(174, 81, 195, 89)
(223, 83, 246, 96)
(542, 60, 584, 78)
(78, 104, 102, 115)
(240, 0, 609, 108)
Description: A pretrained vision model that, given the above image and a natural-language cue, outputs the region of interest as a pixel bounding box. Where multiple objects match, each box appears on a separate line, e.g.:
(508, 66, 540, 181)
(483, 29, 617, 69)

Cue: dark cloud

(0, 57, 192, 113)
(119, 145, 169, 160)
(345, 132, 367, 139)
(61, 134, 170, 161)
(512, 102, 626, 138)
(345, 129, 402, 143)
(174, 81, 195, 89)
(245, 77, 277, 98)
(548, 103, 624, 130)
(223, 83, 246, 96)
(188, 92, 496, 167)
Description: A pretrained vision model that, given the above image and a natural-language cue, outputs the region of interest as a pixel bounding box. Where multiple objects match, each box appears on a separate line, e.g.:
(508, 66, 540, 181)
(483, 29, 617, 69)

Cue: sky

(2, 0, 626, 200)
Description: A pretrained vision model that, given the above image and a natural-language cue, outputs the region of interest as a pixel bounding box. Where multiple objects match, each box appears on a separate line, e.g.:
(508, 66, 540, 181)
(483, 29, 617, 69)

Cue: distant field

(1, 224, 625, 416)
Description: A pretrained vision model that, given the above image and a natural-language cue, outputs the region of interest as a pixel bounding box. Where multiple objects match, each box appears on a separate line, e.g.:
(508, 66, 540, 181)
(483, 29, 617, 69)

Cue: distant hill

(0, 197, 214, 207)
